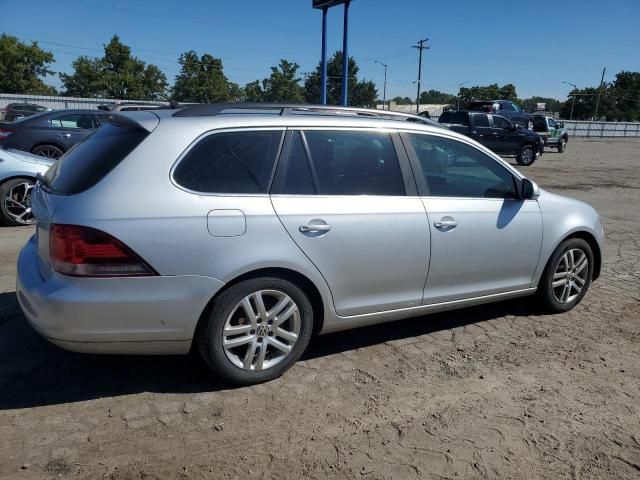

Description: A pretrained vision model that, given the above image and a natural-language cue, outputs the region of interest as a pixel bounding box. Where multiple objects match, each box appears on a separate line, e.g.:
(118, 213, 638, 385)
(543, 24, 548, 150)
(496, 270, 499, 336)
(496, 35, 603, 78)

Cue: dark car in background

(0, 110, 105, 159)
(0, 103, 48, 122)
(468, 100, 534, 130)
(98, 102, 168, 112)
(438, 110, 544, 166)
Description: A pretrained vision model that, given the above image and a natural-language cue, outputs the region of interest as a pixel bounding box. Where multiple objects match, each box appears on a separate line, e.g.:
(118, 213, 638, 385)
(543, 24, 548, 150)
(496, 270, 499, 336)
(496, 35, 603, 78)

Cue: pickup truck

(468, 100, 534, 130)
(438, 110, 544, 166)
(533, 115, 569, 152)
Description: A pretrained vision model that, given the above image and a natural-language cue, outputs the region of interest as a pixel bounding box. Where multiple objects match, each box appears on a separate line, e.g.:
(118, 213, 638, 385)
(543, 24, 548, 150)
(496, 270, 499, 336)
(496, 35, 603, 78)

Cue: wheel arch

(562, 231, 601, 280)
(192, 267, 326, 351)
(30, 141, 66, 155)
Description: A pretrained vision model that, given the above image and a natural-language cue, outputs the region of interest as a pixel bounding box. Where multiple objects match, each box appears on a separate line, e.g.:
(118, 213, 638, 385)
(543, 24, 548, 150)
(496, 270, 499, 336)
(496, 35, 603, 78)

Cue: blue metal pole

(320, 7, 328, 105)
(340, 0, 350, 106)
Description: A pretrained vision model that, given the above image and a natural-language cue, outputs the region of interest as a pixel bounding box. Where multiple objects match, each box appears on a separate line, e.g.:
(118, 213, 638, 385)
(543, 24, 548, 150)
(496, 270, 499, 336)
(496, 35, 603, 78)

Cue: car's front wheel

(538, 238, 594, 313)
(516, 145, 536, 166)
(0, 178, 36, 226)
(197, 277, 314, 385)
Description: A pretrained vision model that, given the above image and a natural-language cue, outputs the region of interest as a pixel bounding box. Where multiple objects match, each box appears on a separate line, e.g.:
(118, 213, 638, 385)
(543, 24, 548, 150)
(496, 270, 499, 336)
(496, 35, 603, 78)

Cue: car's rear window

(42, 123, 148, 195)
(438, 111, 469, 126)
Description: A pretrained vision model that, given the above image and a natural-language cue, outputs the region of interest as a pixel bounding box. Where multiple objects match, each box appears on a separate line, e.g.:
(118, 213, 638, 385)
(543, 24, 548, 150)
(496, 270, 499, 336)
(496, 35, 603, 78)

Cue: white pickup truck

(532, 115, 570, 152)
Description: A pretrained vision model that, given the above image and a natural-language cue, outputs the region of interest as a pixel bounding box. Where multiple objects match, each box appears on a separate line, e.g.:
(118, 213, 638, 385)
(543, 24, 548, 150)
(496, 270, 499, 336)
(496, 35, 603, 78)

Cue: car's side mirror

(521, 178, 540, 200)
(559, 122, 565, 128)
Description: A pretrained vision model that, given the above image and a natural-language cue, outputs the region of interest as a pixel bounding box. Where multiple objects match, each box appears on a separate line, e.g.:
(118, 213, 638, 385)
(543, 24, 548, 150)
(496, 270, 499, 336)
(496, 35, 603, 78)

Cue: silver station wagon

(17, 104, 603, 385)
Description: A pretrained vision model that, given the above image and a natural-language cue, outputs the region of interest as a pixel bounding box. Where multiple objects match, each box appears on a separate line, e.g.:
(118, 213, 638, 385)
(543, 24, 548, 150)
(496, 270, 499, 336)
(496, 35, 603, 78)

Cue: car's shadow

(0, 290, 542, 410)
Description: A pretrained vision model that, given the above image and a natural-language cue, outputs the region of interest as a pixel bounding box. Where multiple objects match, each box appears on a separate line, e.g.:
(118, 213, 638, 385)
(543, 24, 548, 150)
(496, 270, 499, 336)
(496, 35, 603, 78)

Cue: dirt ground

(0, 139, 639, 480)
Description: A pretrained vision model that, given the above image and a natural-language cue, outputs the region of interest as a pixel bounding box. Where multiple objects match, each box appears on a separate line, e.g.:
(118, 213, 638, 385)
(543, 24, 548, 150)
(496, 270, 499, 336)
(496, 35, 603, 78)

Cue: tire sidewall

(199, 277, 314, 385)
(540, 238, 594, 312)
(517, 145, 535, 166)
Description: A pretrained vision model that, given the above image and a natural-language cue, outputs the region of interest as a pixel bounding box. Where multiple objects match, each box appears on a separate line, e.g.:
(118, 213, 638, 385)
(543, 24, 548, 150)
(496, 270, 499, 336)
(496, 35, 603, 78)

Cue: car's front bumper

(16, 235, 225, 354)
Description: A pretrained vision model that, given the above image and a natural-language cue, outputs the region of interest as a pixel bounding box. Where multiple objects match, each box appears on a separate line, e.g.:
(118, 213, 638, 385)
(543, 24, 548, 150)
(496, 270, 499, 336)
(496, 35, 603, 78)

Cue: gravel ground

(0, 139, 638, 480)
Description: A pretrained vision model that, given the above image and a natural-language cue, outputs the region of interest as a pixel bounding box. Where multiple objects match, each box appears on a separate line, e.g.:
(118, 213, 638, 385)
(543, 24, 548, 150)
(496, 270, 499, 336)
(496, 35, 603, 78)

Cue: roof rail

(172, 102, 440, 127)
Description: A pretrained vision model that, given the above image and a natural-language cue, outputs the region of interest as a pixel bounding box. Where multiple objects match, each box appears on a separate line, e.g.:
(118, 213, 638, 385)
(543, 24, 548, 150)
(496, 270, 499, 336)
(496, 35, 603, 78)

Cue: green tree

(457, 83, 519, 107)
(0, 34, 56, 94)
(304, 52, 377, 107)
(172, 50, 233, 103)
(261, 60, 304, 103)
(392, 96, 413, 105)
(519, 96, 564, 113)
(243, 80, 264, 102)
(60, 35, 167, 99)
(419, 89, 456, 105)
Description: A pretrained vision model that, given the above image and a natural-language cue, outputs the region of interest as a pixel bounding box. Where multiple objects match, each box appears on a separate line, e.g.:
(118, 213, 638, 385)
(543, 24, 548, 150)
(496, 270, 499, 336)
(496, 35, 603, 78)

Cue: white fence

(561, 120, 640, 138)
(0, 93, 166, 111)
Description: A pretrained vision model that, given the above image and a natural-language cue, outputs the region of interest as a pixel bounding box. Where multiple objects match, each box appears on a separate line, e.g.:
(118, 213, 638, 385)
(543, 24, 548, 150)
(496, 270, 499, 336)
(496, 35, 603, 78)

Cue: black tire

(197, 277, 314, 385)
(31, 144, 64, 159)
(0, 178, 36, 226)
(557, 137, 567, 153)
(516, 145, 536, 166)
(538, 238, 594, 313)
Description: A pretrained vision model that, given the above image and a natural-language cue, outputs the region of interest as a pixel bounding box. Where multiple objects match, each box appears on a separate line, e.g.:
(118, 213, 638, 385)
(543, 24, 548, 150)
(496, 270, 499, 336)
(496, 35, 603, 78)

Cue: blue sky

(3, 0, 639, 100)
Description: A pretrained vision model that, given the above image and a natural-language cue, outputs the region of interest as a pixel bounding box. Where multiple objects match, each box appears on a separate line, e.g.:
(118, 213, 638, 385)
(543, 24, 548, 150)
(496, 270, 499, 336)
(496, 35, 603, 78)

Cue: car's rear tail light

(49, 224, 157, 277)
(0, 128, 14, 139)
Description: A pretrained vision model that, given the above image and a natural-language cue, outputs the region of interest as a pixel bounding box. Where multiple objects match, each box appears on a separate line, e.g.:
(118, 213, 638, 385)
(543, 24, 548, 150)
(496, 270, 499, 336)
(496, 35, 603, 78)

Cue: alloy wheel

(552, 248, 589, 304)
(522, 148, 534, 165)
(222, 289, 301, 371)
(3, 181, 35, 225)
(33, 146, 62, 159)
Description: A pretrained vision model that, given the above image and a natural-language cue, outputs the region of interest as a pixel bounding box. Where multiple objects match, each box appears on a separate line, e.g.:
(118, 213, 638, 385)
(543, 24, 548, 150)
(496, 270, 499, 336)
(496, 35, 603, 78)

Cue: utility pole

(563, 81, 577, 120)
(374, 60, 388, 110)
(594, 67, 606, 120)
(412, 38, 430, 114)
(457, 80, 469, 110)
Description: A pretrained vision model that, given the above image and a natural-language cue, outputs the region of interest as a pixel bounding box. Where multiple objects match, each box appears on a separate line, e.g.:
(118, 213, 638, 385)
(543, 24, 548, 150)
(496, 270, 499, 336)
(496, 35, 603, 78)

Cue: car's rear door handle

(58, 133, 71, 138)
(434, 217, 457, 230)
(299, 223, 331, 233)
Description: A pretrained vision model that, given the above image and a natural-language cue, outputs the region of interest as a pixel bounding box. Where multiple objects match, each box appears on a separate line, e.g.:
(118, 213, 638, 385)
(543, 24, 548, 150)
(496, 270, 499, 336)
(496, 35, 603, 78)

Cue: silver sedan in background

(0, 147, 54, 226)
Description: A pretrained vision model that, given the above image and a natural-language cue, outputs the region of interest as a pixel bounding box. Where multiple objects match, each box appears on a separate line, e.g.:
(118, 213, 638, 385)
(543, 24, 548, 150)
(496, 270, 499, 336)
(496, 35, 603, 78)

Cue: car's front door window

(407, 133, 518, 199)
(48, 114, 95, 130)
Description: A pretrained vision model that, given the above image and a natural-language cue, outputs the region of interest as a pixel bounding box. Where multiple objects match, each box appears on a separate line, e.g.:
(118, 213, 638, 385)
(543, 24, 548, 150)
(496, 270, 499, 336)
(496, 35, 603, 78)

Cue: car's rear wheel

(538, 238, 593, 313)
(0, 178, 36, 226)
(32, 144, 64, 159)
(197, 277, 313, 385)
(516, 145, 536, 166)
(558, 137, 567, 153)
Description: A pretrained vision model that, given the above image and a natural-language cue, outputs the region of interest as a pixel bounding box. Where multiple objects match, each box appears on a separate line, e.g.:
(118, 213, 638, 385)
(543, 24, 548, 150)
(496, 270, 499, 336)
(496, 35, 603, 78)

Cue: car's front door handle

(434, 217, 457, 230)
(299, 223, 331, 233)
(58, 133, 71, 138)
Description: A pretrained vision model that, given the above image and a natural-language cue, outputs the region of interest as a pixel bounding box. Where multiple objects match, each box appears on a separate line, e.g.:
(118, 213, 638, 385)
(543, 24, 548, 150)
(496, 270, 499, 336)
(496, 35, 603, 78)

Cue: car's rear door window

(173, 130, 283, 194)
(48, 114, 95, 129)
(302, 130, 405, 196)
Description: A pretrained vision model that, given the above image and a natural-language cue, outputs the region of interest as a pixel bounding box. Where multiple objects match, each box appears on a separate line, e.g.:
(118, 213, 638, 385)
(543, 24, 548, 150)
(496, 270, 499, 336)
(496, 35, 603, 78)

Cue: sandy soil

(0, 139, 638, 479)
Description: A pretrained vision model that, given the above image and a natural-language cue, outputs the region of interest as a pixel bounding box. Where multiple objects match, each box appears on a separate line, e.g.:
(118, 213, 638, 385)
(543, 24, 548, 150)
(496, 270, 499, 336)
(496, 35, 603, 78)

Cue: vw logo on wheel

(256, 324, 269, 337)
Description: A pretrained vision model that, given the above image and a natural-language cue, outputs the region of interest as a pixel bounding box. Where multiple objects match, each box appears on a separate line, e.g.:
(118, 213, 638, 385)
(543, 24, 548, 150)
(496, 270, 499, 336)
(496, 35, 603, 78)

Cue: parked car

(438, 110, 544, 166)
(0, 147, 54, 225)
(17, 103, 603, 385)
(98, 102, 168, 112)
(533, 115, 569, 152)
(0, 110, 106, 159)
(469, 100, 534, 130)
(0, 103, 48, 122)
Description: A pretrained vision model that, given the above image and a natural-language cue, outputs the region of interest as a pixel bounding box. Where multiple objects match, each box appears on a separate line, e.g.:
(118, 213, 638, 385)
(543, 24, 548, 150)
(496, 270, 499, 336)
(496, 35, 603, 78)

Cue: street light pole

(563, 81, 577, 120)
(457, 80, 469, 110)
(412, 38, 430, 114)
(594, 66, 606, 120)
(374, 60, 388, 110)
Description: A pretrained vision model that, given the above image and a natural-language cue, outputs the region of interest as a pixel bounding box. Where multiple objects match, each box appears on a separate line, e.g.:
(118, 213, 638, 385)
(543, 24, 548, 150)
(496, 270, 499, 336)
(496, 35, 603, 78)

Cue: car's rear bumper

(16, 235, 225, 355)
